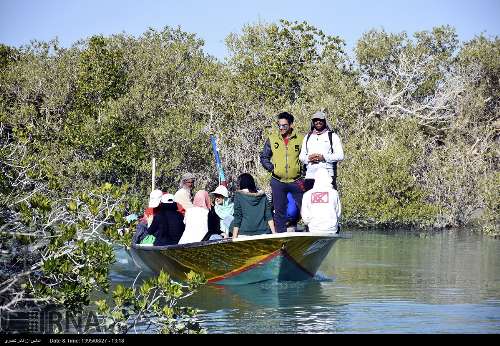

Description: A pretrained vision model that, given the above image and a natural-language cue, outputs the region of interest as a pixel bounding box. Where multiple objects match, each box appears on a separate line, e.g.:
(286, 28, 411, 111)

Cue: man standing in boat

(299, 111, 344, 191)
(260, 112, 304, 233)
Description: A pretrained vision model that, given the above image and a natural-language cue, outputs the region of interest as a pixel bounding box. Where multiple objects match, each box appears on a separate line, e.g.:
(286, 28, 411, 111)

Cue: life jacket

(268, 131, 304, 182)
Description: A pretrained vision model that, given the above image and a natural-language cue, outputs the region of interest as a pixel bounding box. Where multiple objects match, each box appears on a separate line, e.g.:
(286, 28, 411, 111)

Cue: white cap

(210, 185, 229, 198)
(148, 189, 163, 208)
(311, 111, 326, 120)
(161, 193, 175, 204)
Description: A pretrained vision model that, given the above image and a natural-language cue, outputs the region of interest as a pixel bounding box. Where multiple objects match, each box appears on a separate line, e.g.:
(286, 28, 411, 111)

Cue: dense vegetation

(0, 20, 498, 332)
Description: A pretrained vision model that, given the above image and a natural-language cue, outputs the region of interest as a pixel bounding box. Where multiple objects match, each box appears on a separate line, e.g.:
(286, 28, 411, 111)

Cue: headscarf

(313, 167, 333, 189)
(179, 172, 196, 189)
(214, 198, 234, 220)
(193, 190, 211, 210)
(312, 127, 329, 135)
(214, 198, 234, 234)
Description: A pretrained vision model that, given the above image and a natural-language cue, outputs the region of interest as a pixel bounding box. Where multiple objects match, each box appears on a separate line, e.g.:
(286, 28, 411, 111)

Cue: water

(111, 230, 500, 333)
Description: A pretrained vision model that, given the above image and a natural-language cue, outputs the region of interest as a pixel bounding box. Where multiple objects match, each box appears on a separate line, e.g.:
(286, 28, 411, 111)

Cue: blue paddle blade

(211, 134, 226, 184)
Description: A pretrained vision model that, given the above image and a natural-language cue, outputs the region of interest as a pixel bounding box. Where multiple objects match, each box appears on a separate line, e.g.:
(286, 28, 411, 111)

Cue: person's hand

(309, 153, 322, 163)
(308, 154, 318, 162)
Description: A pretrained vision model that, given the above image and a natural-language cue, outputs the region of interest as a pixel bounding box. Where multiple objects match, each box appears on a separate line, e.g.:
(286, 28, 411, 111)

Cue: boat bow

(130, 232, 345, 285)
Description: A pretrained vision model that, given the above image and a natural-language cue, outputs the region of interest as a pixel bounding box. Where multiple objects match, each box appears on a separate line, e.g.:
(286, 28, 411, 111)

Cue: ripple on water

(110, 231, 500, 333)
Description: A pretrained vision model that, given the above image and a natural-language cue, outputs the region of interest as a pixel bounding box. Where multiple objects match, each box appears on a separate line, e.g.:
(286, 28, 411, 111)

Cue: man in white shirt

(299, 111, 344, 191)
(301, 168, 341, 233)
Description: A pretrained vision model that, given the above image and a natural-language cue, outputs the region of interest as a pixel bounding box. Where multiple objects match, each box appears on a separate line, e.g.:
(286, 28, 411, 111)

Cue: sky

(0, 0, 499, 60)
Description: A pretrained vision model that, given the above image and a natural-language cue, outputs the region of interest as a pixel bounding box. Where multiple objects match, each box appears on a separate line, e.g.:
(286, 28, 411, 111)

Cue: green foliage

(422, 132, 498, 229)
(1, 19, 499, 336)
(0, 44, 18, 71)
(95, 270, 206, 334)
(1, 178, 137, 312)
(1, 22, 497, 232)
(75, 35, 127, 114)
(356, 29, 409, 79)
(63, 35, 131, 186)
(341, 119, 438, 227)
(35, 239, 114, 311)
(226, 19, 345, 107)
(355, 26, 460, 126)
(356, 25, 458, 87)
(478, 172, 500, 236)
(457, 35, 500, 124)
(300, 57, 366, 136)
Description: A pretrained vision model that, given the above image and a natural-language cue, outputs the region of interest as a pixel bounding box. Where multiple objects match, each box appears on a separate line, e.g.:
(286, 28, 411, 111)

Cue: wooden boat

(129, 232, 346, 285)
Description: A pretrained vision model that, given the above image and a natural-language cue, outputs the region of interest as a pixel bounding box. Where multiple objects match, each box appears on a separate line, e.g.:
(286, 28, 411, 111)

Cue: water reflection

(109, 231, 500, 333)
(187, 280, 350, 333)
(190, 280, 331, 309)
(322, 230, 500, 305)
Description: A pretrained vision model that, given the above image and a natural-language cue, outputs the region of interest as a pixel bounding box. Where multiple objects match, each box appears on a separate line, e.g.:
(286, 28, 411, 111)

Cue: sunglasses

(313, 119, 325, 123)
(278, 124, 290, 129)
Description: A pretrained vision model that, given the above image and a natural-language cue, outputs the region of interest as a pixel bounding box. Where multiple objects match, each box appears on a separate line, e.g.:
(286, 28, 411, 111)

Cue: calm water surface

(113, 230, 500, 334)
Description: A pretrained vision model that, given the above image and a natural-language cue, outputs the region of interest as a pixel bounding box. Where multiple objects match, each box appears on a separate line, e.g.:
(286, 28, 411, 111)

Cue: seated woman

(231, 173, 276, 239)
(134, 189, 163, 244)
(301, 167, 341, 233)
(145, 194, 185, 246)
(204, 185, 234, 241)
(178, 190, 211, 244)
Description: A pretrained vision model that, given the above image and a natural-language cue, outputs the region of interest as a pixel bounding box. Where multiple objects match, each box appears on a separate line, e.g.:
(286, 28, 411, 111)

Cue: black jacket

(259, 138, 274, 172)
(147, 203, 185, 246)
(202, 208, 221, 241)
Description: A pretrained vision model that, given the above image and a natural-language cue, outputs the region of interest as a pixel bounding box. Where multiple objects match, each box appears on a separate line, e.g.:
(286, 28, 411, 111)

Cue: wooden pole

(151, 157, 156, 191)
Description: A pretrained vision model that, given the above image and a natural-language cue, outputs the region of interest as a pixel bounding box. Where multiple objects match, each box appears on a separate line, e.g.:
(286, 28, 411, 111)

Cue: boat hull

(130, 232, 342, 285)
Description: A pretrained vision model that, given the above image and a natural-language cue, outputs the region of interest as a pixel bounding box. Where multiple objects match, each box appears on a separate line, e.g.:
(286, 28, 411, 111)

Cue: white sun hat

(148, 189, 163, 208)
(161, 193, 175, 204)
(210, 185, 229, 198)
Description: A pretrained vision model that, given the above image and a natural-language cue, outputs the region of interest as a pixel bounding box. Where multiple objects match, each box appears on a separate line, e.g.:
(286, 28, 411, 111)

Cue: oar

(210, 134, 227, 187)
(151, 157, 156, 191)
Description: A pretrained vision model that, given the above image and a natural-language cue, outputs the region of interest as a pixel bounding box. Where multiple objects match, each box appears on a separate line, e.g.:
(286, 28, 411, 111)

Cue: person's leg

(208, 234, 223, 241)
(332, 164, 338, 190)
(284, 180, 304, 232)
(331, 175, 337, 191)
(332, 174, 341, 233)
(270, 178, 287, 233)
(289, 181, 304, 215)
(133, 222, 148, 244)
